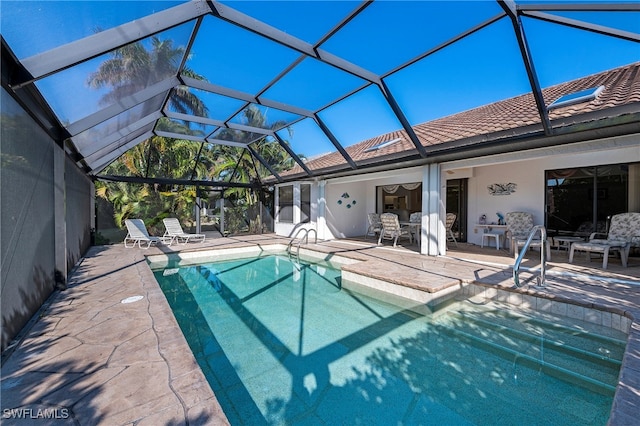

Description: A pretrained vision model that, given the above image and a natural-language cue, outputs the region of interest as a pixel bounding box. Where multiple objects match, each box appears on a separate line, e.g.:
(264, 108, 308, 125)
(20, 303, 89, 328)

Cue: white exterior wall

(466, 161, 543, 247)
(274, 168, 425, 240)
(275, 134, 639, 250)
(274, 182, 319, 238)
(444, 134, 640, 247)
(323, 180, 367, 239)
(322, 168, 424, 239)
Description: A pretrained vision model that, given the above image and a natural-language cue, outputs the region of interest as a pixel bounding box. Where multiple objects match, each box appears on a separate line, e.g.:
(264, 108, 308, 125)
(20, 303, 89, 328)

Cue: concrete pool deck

(1, 233, 639, 425)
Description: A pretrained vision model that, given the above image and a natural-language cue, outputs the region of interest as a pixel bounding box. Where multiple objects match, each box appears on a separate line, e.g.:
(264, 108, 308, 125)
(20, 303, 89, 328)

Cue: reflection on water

(154, 254, 625, 426)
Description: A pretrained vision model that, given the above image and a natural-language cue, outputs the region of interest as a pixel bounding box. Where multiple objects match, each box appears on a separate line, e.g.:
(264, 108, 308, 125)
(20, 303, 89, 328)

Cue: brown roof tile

(280, 62, 640, 177)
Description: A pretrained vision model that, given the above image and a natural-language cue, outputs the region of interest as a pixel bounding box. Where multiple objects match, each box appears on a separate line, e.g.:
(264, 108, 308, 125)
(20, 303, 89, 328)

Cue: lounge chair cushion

(589, 239, 627, 246)
(569, 212, 640, 269)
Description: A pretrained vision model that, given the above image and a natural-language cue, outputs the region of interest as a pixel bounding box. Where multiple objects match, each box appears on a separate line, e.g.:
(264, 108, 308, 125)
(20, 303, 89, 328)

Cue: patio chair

(505, 211, 550, 260)
(569, 212, 640, 269)
(162, 218, 206, 245)
(445, 213, 458, 247)
(365, 213, 382, 239)
(124, 219, 164, 249)
(378, 213, 412, 247)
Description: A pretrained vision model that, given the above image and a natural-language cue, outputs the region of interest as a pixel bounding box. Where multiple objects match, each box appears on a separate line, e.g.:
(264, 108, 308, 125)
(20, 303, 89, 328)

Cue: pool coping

(147, 241, 640, 425)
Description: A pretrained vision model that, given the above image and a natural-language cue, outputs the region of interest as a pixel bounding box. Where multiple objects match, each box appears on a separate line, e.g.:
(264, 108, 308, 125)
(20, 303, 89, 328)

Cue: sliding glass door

(545, 163, 636, 237)
(446, 179, 467, 243)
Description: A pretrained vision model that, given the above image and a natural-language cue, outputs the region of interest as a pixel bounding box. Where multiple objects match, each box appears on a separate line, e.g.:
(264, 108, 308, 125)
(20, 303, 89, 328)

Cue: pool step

(435, 311, 624, 395)
(450, 310, 625, 367)
(457, 307, 628, 349)
(452, 309, 623, 357)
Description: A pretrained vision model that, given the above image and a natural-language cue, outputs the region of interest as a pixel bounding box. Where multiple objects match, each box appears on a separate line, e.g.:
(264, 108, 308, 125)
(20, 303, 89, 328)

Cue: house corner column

(420, 164, 440, 256)
(438, 166, 448, 256)
(293, 183, 301, 224)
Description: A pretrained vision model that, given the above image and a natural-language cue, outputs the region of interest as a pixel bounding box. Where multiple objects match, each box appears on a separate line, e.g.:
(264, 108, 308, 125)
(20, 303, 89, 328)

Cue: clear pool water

(152, 254, 626, 426)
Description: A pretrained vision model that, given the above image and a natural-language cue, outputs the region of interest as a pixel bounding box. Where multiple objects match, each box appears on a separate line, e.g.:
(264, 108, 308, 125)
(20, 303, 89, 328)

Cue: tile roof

(280, 61, 640, 178)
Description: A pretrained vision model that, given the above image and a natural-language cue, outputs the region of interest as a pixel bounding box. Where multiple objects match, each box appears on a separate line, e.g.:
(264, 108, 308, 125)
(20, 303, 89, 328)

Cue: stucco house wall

(274, 182, 320, 238)
(275, 169, 424, 240)
(324, 181, 367, 239)
(322, 168, 423, 239)
(445, 134, 640, 247)
(275, 135, 638, 253)
(465, 161, 543, 246)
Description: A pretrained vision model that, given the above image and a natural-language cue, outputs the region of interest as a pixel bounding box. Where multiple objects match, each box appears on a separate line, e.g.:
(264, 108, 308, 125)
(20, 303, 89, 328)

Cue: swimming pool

(151, 253, 626, 425)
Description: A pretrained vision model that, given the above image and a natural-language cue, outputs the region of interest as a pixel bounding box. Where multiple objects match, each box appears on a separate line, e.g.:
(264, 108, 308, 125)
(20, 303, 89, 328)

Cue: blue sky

(1, 1, 638, 159)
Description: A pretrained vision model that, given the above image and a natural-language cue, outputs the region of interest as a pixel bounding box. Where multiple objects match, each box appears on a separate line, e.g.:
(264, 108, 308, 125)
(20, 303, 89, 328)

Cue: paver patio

(2, 234, 639, 424)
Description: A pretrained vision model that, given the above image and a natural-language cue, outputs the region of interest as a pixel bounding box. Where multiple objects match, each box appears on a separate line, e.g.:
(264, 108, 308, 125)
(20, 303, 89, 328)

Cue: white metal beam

(83, 124, 155, 165)
(523, 11, 640, 43)
(74, 111, 162, 154)
(181, 75, 314, 118)
(67, 76, 179, 136)
(19, 0, 210, 82)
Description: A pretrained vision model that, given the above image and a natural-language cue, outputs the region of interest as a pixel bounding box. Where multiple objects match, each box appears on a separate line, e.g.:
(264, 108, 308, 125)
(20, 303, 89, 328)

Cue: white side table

(482, 233, 501, 250)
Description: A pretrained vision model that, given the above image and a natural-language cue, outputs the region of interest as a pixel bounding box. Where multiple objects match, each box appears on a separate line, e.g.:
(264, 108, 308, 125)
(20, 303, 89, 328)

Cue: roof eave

(279, 109, 640, 183)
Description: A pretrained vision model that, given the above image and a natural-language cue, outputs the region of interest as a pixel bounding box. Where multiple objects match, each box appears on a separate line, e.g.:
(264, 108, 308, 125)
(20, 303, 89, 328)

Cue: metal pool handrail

(513, 225, 547, 288)
(287, 228, 317, 260)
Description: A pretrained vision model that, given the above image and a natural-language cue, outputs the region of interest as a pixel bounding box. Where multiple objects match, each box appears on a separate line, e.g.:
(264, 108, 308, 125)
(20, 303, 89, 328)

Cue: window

(278, 185, 293, 223)
(446, 179, 468, 243)
(376, 182, 422, 222)
(547, 86, 604, 110)
(364, 137, 402, 152)
(545, 163, 636, 237)
(300, 184, 311, 223)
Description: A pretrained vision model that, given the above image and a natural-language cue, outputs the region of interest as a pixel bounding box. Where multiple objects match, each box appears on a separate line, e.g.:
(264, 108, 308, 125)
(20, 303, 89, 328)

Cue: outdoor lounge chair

(378, 213, 412, 247)
(162, 218, 206, 245)
(124, 219, 164, 249)
(365, 213, 382, 239)
(569, 212, 640, 269)
(506, 211, 551, 260)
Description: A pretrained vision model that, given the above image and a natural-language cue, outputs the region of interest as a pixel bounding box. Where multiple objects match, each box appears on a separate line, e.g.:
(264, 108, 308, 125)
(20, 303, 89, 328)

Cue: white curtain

(382, 183, 421, 193)
(401, 182, 421, 191)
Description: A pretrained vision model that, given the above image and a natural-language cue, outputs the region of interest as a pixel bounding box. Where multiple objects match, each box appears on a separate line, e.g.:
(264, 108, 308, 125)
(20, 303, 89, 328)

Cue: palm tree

(87, 37, 207, 117)
(90, 38, 299, 236)
(95, 181, 153, 228)
(98, 134, 209, 229)
(90, 36, 209, 231)
(206, 105, 299, 233)
(210, 105, 295, 187)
